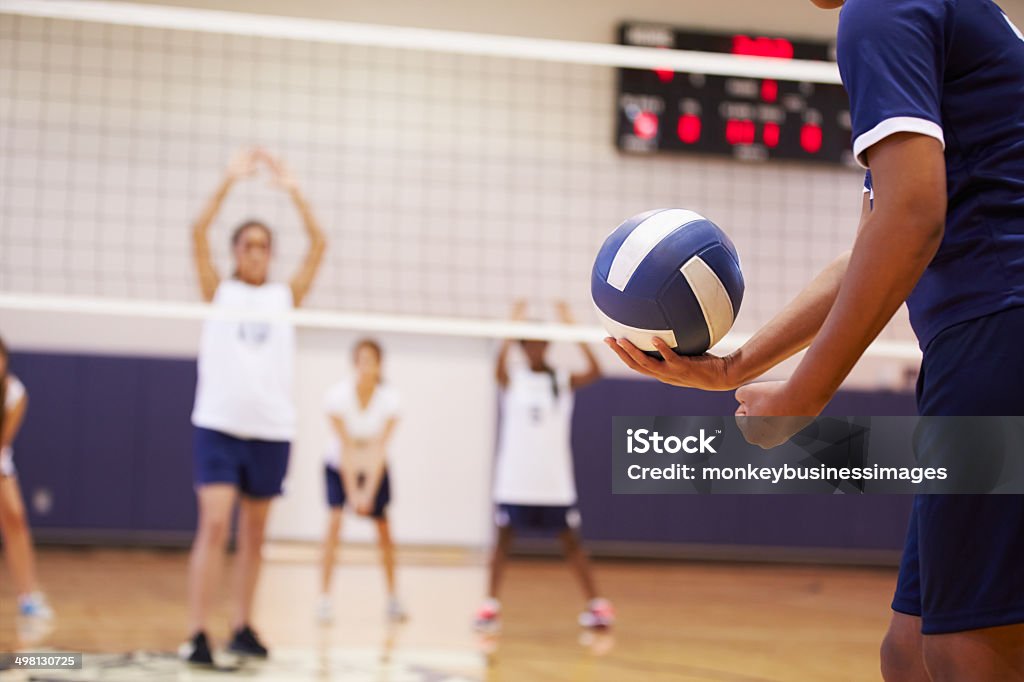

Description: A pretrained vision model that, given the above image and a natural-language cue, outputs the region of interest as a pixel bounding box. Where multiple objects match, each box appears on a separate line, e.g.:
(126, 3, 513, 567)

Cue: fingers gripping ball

(592, 209, 744, 356)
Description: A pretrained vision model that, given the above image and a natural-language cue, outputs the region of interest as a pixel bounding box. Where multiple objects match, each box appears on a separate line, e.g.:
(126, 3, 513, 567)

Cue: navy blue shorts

(893, 305, 1024, 634)
(324, 465, 391, 519)
(193, 427, 290, 498)
(495, 504, 581, 533)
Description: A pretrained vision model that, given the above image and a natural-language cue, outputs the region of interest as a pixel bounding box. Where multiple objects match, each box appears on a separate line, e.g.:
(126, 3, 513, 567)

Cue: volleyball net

(0, 0, 918, 366)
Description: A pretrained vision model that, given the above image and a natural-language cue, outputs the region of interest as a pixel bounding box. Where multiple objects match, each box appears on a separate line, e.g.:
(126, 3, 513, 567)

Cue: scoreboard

(616, 23, 855, 166)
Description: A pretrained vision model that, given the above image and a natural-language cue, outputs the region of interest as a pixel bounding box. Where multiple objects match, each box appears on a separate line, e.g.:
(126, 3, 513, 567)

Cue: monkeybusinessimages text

(625, 428, 949, 486)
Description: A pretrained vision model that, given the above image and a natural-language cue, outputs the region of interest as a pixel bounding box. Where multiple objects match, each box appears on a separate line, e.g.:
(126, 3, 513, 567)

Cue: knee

(0, 505, 28, 534)
(920, 636, 1003, 682)
(198, 514, 232, 547)
(880, 621, 923, 681)
(242, 520, 267, 545)
(920, 640, 956, 681)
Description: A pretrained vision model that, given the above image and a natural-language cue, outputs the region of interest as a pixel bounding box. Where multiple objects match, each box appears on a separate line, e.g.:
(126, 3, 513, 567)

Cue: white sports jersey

(2, 375, 26, 476)
(323, 378, 400, 470)
(4, 374, 25, 410)
(493, 366, 577, 506)
(191, 280, 296, 441)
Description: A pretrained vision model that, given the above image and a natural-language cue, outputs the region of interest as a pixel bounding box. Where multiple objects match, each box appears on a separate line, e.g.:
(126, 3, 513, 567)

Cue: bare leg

(487, 526, 514, 600)
(375, 516, 397, 596)
(0, 476, 39, 597)
(320, 508, 343, 595)
(187, 484, 237, 635)
(559, 529, 598, 601)
(880, 612, 929, 682)
(231, 496, 272, 631)
(922, 623, 1024, 681)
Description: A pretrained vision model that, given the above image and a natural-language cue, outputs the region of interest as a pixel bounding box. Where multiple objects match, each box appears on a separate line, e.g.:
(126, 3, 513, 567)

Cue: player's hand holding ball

(594, 209, 745, 391)
(605, 337, 741, 391)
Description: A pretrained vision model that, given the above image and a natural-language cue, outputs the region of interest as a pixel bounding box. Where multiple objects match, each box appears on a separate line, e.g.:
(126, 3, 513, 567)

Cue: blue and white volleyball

(591, 209, 744, 356)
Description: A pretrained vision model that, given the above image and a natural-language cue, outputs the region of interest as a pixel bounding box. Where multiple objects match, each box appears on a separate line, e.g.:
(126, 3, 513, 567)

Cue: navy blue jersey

(841, 0, 1024, 349)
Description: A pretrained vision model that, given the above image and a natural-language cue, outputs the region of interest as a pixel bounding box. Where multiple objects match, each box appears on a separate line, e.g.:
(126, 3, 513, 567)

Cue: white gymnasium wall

(0, 308, 502, 545)
(8, 0, 1009, 544)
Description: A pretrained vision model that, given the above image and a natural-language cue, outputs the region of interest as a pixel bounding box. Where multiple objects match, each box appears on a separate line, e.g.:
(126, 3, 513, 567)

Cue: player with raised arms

(0, 335, 54, 623)
(607, 0, 1024, 678)
(181, 148, 326, 666)
(475, 301, 614, 633)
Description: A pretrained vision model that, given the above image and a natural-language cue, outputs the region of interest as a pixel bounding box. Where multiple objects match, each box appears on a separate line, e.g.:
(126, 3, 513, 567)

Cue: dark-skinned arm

(736, 133, 946, 417)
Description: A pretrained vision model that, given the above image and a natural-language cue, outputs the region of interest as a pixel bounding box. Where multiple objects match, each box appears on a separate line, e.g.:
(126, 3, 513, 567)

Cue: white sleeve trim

(853, 116, 945, 168)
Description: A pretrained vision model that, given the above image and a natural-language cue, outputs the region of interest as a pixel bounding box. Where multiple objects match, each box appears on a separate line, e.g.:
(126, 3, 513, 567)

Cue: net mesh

(0, 10, 913, 344)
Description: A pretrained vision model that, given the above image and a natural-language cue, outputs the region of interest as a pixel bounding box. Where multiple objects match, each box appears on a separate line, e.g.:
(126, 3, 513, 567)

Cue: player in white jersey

(317, 339, 405, 624)
(182, 148, 326, 666)
(0, 335, 54, 622)
(475, 301, 614, 633)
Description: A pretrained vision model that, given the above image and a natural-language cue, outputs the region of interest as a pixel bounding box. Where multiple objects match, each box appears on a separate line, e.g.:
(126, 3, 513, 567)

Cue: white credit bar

(0, 0, 844, 85)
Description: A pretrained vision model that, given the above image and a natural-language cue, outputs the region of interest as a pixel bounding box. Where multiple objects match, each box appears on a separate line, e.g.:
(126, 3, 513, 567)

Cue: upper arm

(329, 414, 349, 438)
(325, 387, 348, 430)
(290, 253, 324, 307)
(380, 416, 399, 443)
(495, 343, 512, 387)
(380, 392, 400, 440)
(2, 391, 27, 445)
(290, 230, 327, 308)
(855, 180, 872, 235)
(192, 230, 220, 302)
(838, 0, 949, 168)
(866, 132, 947, 232)
(570, 365, 601, 391)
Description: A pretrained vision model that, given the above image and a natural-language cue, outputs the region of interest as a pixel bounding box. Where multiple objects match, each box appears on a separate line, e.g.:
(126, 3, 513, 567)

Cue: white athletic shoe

(387, 596, 408, 623)
(473, 598, 501, 633)
(18, 592, 54, 620)
(578, 598, 615, 629)
(315, 595, 333, 625)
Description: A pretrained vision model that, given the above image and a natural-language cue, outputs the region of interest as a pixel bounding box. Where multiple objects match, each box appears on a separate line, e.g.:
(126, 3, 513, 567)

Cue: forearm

(495, 339, 514, 384)
(289, 187, 325, 243)
(366, 422, 396, 488)
(728, 250, 850, 384)
(193, 176, 233, 235)
(789, 212, 940, 408)
(2, 400, 26, 447)
(361, 447, 387, 498)
(337, 442, 361, 490)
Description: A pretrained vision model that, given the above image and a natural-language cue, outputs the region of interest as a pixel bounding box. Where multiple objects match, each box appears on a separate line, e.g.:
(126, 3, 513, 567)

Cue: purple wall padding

(8, 351, 916, 553)
(9, 351, 197, 542)
(570, 378, 918, 552)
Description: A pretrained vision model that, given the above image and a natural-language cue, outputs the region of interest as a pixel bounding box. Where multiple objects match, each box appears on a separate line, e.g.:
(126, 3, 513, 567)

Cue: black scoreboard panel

(616, 23, 855, 166)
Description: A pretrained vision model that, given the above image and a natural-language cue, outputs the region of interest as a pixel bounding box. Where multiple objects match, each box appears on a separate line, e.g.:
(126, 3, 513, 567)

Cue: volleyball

(591, 209, 744, 356)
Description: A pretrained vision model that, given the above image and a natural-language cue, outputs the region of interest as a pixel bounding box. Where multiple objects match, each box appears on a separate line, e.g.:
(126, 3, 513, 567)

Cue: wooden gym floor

(0, 545, 896, 681)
